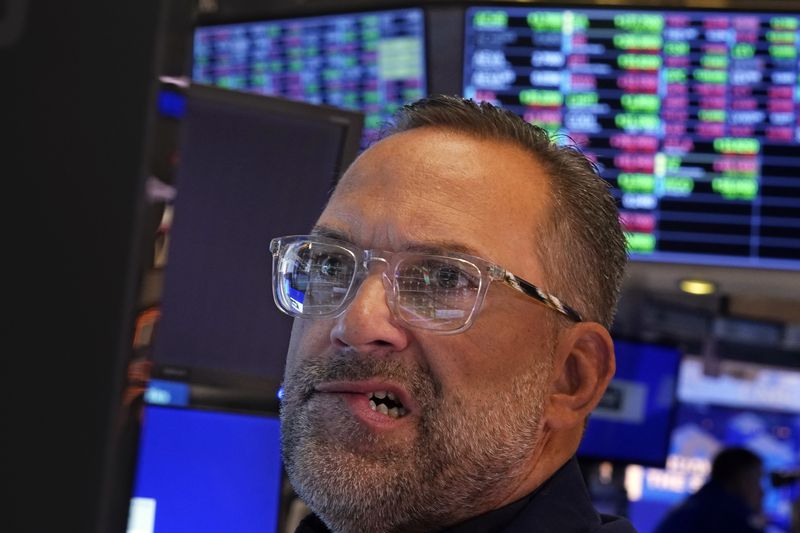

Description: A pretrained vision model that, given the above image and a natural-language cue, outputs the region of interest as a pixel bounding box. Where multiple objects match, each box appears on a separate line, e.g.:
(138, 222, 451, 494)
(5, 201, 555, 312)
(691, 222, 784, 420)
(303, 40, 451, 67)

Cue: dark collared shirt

(295, 457, 637, 533)
(653, 480, 764, 533)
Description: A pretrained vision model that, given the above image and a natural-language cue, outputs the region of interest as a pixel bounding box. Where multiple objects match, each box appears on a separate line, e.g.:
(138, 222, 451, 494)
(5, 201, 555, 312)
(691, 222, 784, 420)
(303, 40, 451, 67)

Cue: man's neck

(481, 425, 580, 511)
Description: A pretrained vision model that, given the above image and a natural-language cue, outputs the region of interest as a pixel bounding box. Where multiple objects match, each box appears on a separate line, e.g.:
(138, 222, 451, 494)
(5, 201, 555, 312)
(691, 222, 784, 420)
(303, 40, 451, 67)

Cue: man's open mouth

(366, 391, 407, 418)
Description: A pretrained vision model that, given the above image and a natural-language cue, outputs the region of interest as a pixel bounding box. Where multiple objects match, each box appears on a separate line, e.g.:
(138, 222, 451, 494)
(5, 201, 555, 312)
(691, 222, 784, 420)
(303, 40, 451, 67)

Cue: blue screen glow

(130, 406, 282, 533)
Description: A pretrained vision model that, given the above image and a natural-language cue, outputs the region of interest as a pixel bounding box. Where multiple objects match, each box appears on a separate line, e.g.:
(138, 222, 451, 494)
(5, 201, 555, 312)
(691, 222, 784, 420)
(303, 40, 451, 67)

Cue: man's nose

(329, 271, 409, 356)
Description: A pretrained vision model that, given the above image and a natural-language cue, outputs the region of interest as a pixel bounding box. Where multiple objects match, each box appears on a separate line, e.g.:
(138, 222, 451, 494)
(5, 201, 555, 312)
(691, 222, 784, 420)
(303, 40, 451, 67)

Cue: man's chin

(286, 419, 415, 467)
(284, 437, 428, 532)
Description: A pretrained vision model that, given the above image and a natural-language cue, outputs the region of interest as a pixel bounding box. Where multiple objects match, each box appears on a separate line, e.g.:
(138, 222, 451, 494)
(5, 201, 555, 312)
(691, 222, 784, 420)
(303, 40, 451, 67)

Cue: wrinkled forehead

(320, 128, 553, 266)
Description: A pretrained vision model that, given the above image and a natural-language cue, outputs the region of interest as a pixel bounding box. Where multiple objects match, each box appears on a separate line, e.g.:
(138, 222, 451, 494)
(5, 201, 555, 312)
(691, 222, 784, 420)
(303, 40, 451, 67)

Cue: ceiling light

(679, 279, 717, 295)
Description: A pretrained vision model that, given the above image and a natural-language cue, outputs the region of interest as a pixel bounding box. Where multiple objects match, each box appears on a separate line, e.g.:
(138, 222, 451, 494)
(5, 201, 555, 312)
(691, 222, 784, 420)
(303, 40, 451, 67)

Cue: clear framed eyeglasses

(269, 235, 583, 334)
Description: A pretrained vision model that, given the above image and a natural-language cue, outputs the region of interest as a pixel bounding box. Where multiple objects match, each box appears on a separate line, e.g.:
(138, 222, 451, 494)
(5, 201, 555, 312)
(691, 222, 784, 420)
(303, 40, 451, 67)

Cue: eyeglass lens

(278, 241, 356, 315)
(276, 240, 483, 331)
(394, 257, 481, 330)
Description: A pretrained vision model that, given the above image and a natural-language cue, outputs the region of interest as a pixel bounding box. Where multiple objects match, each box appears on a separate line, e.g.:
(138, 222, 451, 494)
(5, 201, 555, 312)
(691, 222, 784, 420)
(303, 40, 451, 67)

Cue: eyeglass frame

(269, 234, 583, 334)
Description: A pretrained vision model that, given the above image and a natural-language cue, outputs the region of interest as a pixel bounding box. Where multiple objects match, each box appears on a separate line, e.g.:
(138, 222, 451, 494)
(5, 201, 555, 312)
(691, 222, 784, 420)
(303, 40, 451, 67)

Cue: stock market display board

(464, 7, 800, 270)
(193, 8, 427, 146)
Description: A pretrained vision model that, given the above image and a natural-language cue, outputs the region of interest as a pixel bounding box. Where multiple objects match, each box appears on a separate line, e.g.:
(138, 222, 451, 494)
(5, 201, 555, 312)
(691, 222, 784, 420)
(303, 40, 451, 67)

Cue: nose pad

(361, 253, 393, 308)
(380, 270, 401, 324)
(381, 271, 394, 303)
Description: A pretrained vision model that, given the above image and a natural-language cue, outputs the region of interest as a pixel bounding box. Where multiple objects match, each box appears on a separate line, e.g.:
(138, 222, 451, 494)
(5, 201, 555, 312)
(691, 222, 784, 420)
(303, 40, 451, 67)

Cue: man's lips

(314, 380, 418, 416)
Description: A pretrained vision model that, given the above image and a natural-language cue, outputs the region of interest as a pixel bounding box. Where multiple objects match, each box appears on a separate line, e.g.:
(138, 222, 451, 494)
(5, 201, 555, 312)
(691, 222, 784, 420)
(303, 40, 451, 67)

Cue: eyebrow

(310, 225, 350, 241)
(311, 225, 485, 258)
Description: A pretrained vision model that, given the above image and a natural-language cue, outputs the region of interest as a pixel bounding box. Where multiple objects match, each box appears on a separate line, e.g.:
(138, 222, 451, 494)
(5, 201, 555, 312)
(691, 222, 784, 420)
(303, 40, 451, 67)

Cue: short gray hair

(382, 94, 628, 328)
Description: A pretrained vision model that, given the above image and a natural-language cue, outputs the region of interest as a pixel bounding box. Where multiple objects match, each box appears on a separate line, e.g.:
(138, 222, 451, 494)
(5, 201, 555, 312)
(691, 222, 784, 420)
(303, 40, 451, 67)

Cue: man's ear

(545, 322, 615, 430)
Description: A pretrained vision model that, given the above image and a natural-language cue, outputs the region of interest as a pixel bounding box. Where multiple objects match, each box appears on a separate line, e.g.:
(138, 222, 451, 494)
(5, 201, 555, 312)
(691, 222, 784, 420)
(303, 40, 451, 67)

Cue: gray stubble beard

(280, 352, 553, 533)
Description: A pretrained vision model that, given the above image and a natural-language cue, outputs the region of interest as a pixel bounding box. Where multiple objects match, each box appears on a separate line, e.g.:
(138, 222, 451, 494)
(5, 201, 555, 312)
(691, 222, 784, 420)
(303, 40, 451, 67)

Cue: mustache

(283, 353, 441, 403)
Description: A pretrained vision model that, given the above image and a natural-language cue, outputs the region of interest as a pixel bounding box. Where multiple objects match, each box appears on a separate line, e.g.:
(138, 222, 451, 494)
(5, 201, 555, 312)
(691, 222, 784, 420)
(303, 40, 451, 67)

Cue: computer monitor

(192, 7, 427, 146)
(151, 83, 362, 381)
(578, 339, 682, 468)
(128, 405, 283, 533)
(463, 6, 800, 271)
(624, 356, 800, 533)
(7, 1, 187, 531)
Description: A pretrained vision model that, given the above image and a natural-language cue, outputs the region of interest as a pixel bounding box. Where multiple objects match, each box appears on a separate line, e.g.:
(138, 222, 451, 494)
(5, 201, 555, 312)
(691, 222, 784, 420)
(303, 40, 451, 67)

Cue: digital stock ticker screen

(193, 8, 427, 147)
(464, 7, 800, 270)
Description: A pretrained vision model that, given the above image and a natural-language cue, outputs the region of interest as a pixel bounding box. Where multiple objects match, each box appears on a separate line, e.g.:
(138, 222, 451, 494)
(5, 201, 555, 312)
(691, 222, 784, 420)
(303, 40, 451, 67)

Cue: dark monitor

(578, 339, 682, 468)
(7, 1, 187, 531)
(463, 6, 800, 271)
(128, 404, 283, 533)
(192, 7, 427, 146)
(151, 83, 362, 381)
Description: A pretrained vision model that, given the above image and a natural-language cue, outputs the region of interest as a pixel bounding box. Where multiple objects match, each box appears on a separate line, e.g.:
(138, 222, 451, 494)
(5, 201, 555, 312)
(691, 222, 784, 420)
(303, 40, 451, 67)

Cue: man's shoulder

(499, 458, 638, 533)
(293, 457, 641, 533)
(599, 513, 638, 532)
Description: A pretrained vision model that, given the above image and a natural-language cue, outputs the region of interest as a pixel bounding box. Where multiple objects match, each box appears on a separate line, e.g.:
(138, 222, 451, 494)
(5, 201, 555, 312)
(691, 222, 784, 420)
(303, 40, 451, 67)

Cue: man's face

(280, 128, 561, 532)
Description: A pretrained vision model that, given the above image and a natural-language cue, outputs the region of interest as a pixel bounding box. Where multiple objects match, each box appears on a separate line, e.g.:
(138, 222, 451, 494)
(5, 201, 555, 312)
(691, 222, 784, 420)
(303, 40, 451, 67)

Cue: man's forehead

(336, 128, 550, 200)
(319, 128, 552, 264)
(333, 130, 454, 194)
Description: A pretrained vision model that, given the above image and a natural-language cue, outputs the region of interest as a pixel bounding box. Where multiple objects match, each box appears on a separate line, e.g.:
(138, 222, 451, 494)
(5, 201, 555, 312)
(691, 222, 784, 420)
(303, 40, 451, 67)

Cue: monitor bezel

(187, 83, 364, 185)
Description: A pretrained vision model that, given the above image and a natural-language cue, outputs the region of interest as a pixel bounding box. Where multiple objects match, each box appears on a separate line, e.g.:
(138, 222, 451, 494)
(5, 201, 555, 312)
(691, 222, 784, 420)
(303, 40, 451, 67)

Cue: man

(271, 95, 632, 532)
(654, 447, 766, 533)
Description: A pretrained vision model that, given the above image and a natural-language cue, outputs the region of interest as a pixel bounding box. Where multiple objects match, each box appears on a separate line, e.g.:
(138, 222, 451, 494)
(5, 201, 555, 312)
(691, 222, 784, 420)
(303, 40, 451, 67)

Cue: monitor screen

(128, 405, 283, 533)
(463, 6, 800, 271)
(624, 356, 800, 533)
(193, 8, 427, 146)
(151, 84, 362, 380)
(578, 339, 682, 467)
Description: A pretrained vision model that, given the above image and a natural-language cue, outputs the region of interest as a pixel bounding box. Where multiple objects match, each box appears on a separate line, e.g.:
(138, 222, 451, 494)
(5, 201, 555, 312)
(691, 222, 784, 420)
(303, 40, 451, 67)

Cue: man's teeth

(365, 391, 407, 418)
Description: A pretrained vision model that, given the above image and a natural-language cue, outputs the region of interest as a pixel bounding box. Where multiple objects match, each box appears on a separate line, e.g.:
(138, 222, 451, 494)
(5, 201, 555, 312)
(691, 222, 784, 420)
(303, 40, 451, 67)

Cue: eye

(319, 255, 346, 277)
(434, 265, 460, 288)
(313, 252, 353, 280)
(430, 264, 478, 290)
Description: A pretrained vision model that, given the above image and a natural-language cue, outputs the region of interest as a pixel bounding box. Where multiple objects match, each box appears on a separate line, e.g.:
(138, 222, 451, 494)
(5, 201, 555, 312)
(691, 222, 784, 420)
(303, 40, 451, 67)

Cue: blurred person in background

(655, 447, 765, 533)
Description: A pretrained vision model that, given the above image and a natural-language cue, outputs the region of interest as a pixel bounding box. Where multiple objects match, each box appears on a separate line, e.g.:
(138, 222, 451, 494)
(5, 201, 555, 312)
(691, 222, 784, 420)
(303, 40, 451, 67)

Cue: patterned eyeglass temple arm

(501, 271, 584, 323)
